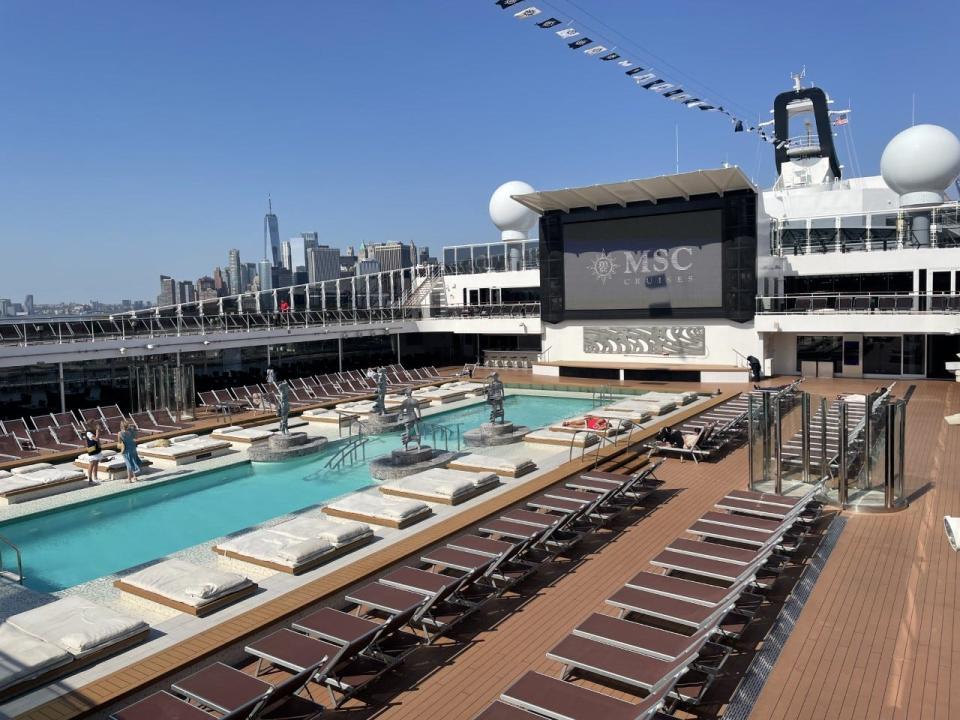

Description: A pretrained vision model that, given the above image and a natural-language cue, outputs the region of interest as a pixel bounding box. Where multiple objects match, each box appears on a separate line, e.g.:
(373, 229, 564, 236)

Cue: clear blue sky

(1, 0, 957, 303)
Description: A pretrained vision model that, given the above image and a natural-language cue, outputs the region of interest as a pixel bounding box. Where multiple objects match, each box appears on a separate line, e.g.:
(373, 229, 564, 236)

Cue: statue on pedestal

(276, 381, 291, 435)
(399, 388, 422, 451)
(486, 372, 505, 424)
(373, 367, 389, 415)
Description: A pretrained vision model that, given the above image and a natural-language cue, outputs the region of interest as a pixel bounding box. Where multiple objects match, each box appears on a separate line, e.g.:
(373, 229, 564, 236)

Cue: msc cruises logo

(588, 250, 619, 284)
(585, 247, 697, 286)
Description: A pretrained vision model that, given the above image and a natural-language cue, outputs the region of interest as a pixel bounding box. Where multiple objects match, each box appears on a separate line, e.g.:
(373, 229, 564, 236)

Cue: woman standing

(84, 426, 102, 483)
(117, 421, 143, 483)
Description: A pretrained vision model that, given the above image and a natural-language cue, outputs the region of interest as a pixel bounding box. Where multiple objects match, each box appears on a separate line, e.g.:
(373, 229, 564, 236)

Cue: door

(842, 335, 863, 378)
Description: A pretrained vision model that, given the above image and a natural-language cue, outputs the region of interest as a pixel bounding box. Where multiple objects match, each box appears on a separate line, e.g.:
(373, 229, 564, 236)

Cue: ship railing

(0, 302, 541, 348)
(756, 292, 960, 314)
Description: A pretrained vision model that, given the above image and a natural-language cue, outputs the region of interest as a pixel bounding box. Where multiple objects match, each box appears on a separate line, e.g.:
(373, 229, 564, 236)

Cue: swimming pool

(2, 393, 594, 592)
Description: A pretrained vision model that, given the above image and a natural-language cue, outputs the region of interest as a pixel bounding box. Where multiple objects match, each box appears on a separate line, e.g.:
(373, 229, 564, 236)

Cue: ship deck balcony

(755, 292, 960, 333)
(770, 200, 960, 256)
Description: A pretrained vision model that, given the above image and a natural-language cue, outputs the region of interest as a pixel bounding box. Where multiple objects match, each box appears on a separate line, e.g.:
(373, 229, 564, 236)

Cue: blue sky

(1, 0, 958, 303)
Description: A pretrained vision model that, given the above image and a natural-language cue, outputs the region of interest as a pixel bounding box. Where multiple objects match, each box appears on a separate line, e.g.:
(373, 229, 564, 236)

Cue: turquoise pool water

(2, 394, 593, 592)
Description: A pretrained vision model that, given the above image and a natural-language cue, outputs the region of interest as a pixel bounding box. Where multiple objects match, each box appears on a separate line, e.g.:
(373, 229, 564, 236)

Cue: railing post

(746, 394, 755, 490)
(884, 403, 896, 509)
(819, 397, 828, 482)
(801, 393, 811, 484)
(773, 395, 783, 494)
(863, 391, 874, 490)
(838, 402, 849, 506)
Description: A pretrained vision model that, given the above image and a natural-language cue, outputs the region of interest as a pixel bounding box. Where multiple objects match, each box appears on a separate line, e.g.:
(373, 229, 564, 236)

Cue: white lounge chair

(0, 597, 148, 697)
(323, 491, 432, 528)
(215, 516, 374, 574)
(210, 425, 274, 445)
(114, 558, 257, 616)
(379, 468, 499, 505)
(73, 451, 153, 481)
(447, 453, 536, 478)
(138, 435, 233, 466)
(0, 464, 89, 504)
(523, 429, 600, 447)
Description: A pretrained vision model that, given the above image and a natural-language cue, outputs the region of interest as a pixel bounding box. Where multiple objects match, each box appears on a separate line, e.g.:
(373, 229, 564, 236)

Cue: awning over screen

(511, 166, 755, 214)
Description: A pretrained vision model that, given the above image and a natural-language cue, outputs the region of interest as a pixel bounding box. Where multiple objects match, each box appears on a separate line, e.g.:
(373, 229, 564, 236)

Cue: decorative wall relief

(583, 326, 706, 356)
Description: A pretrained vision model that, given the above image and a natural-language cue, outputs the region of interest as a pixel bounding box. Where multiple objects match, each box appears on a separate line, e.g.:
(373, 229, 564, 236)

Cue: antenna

(268, 194, 272, 214)
(790, 66, 806, 92)
(675, 123, 680, 174)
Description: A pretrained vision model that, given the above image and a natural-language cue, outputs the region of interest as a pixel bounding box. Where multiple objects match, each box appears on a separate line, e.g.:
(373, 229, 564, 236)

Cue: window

(796, 335, 842, 373)
(903, 334, 925, 375)
(863, 336, 902, 375)
(489, 243, 505, 272)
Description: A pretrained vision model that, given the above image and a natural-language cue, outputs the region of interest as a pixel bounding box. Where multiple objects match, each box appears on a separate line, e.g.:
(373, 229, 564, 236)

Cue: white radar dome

(489, 180, 537, 240)
(881, 124, 960, 206)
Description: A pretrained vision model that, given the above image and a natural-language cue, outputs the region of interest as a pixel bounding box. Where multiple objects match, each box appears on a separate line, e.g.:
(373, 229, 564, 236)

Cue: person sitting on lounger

(84, 426, 102, 482)
(654, 426, 685, 448)
(561, 416, 609, 430)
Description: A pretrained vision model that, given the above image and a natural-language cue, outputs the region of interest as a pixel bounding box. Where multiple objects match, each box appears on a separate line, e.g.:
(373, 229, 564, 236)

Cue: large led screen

(562, 210, 723, 312)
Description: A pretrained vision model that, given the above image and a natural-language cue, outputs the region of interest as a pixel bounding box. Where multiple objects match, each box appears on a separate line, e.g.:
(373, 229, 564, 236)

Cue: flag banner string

(496, 1, 784, 145)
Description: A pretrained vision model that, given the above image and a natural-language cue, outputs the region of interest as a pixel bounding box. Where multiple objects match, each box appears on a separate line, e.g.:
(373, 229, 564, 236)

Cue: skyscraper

(280, 240, 293, 271)
(228, 249, 241, 295)
(24, 294, 34, 315)
(158, 275, 176, 306)
(258, 259, 273, 291)
(213, 266, 226, 295)
(264, 197, 281, 266)
(177, 280, 196, 303)
(370, 242, 413, 272)
(306, 246, 341, 284)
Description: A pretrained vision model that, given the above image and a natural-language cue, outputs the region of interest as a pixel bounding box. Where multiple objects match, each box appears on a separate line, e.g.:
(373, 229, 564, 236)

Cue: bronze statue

(398, 388, 422, 450)
(486, 372, 505, 424)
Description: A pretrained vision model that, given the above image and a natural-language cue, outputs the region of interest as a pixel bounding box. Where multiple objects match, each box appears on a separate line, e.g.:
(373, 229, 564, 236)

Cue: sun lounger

(1, 597, 148, 699)
(607, 397, 677, 416)
(138, 434, 233, 466)
(0, 433, 35, 460)
(447, 534, 516, 558)
(606, 585, 734, 632)
(573, 613, 713, 662)
(447, 453, 536, 478)
(215, 516, 373, 574)
(210, 425, 274, 445)
(523, 428, 598, 447)
(2, 419, 31, 441)
(324, 491, 432, 528)
(51, 411, 80, 430)
(162, 659, 325, 720)
(151, 408, 192, 430)
(293, 604, 421, 662)
(26, 427, 79, 453)
(302, 408, 357, 425)
(0, 624, 72, 697)
(74, 451, 152, 481)
(650, 549, 757, 585)
(0, 464, 89, 504)
(666, 538, 766, 566)
(114, 559, 257, 616)
(547, 634, 701, 694)
(500, 670, 671, 720)
(30, 414, 58, 431)
(127, 411, 167, 433)
(379, 468, 499, 505)
(247, 616, 406, 707)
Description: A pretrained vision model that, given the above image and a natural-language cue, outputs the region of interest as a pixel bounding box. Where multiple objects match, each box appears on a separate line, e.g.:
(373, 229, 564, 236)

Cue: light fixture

(202, 340, 211, 346)
(119, 347, 126, 354)
(145, 343, 155, 350)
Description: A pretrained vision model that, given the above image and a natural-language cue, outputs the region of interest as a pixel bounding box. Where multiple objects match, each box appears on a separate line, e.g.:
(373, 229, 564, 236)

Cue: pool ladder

(326, 426, 370, 470)
(0, 532, 23, 585)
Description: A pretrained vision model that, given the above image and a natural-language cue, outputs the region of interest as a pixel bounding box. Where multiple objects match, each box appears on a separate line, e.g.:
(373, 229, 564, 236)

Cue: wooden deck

(19, 374, 959, 720)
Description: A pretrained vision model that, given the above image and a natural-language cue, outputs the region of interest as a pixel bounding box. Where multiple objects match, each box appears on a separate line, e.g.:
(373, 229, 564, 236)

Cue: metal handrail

(0, 533, 23, 584)
(421, 422, 463, 452)
(325, 433, 370, 470)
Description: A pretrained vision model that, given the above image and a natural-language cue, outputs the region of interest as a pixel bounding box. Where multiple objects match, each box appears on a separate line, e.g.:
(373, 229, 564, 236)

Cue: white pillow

(171, 434, 199, 444)
(12, 463, 54, 475)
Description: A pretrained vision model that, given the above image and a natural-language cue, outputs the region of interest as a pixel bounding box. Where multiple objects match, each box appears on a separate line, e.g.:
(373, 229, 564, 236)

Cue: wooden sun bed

(447, 455, 537, 478)
(379, 470, 500, 506)
(0, 468, 90, 505)
(215, 532, 374, 575)
(113, 579, 257, 617)
(113, 560, 258, 617)
(323, 498, 433, 529)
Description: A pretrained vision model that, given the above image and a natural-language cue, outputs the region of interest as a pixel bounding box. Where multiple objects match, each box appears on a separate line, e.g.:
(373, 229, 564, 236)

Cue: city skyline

(2, 1, 958, 302)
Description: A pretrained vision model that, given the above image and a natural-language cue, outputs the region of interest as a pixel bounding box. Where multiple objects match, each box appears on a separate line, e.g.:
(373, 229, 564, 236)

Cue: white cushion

(9, 597, 147, 657)
(0, 624, 71, 691)
(326, 493, 428, 522)
(121, 559, 250, 607)
(271, 516, 371, 545)
(277, 538, 333, 563)
(451, 454, 534, 474)
(11, 463, 54, 476)
(0, 470, 11, 479)
(76, 450, 117, 462)
(170, 434, 200, 444)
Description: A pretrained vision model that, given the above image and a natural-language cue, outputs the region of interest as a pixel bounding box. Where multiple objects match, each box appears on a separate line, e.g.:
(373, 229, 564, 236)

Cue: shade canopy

(510, 166, 755, 214)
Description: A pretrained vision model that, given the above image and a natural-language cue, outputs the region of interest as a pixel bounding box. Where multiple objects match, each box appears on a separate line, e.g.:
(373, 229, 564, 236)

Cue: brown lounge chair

(546, 633, 704, 694)
(499, 670, 672, 720)
(112, 658, 324, 720)
(573, 613, 715, 662)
